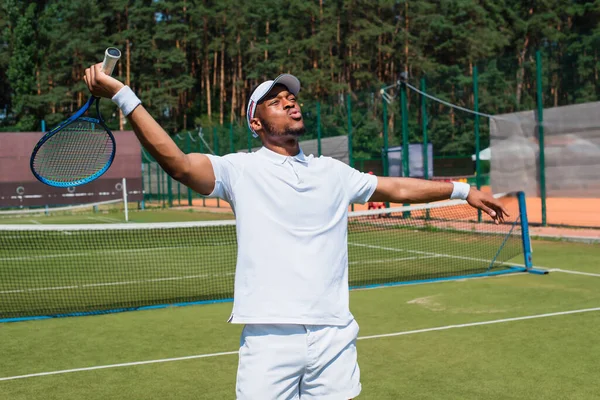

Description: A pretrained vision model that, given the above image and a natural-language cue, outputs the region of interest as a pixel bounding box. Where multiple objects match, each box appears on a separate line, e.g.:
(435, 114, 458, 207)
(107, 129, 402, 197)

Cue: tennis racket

(30, 47, 122, 187)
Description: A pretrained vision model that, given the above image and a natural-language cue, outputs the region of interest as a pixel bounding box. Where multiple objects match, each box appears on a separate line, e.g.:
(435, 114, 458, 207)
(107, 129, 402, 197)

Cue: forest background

(1, 0, 599, 160)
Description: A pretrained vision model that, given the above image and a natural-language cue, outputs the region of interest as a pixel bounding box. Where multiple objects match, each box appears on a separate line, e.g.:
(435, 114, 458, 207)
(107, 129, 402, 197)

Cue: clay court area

(185, 194, 600, 242)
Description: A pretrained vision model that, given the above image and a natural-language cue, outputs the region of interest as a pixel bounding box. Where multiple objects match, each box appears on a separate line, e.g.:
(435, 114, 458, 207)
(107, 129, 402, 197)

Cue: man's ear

(250, 117, 262, 133)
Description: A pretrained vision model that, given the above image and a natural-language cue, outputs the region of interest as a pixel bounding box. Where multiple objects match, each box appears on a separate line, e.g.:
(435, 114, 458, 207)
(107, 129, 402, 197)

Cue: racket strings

(32, 119, 114, 183)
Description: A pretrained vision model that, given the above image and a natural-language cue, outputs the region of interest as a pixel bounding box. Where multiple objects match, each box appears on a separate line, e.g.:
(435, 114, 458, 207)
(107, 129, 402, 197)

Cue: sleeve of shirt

(333, 159, 378, 204)
(205, 153, 244, 203)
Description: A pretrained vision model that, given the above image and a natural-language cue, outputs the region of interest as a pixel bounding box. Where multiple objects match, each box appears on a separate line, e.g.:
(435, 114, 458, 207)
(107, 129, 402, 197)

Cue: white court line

(29, 220, 42, 225)
(0, 245, 206, 262)
(0, 272, 235, 295)
(356, 307, 600, 340)
(349, 255, 441, 266)
(1, 307, 598, 382)
(86, 216, 122, 223)
(350, 242, 500, 266)
(550, 268, 600, 278)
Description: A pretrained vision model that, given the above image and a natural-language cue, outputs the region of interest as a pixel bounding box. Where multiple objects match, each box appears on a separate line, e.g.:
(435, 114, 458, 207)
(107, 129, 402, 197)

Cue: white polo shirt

(206, 146, 378, 325)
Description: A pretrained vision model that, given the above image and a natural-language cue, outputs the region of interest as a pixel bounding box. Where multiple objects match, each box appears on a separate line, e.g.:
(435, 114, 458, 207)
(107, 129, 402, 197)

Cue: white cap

(246, 74, 301, 137)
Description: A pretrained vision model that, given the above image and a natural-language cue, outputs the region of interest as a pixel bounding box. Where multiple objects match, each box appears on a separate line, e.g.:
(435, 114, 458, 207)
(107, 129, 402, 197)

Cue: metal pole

(473, 66, 482, 222)
(400, 81, 410, 217)
(199, 133, 206, 206)
(518, 191, 533, 269)
(382, 92, 389, 177)
(400, 82, 409, 178)
(421, 78, 428, 180)
(317, 101, 322, 156)
(122, 178, 129, 222)
(421, 78, 430, 220)
(536, 50, 547, 226)
(186, 133, 192, 206)
(167, 169, 173, 209)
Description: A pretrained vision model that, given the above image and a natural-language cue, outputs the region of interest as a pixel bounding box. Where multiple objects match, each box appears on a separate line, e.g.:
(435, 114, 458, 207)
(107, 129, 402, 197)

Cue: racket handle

(101, 47, 122, 76)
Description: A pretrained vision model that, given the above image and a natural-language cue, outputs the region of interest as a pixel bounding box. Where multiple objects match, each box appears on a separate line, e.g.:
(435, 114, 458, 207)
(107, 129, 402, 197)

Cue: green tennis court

(0, 239, 599, 399)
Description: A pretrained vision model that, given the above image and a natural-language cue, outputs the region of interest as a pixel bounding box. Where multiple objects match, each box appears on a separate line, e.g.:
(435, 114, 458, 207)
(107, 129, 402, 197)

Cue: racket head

(30, 99, 116, 187)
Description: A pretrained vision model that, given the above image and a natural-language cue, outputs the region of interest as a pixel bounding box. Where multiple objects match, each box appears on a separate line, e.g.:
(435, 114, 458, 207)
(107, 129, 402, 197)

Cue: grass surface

(0, 239, 599, 399)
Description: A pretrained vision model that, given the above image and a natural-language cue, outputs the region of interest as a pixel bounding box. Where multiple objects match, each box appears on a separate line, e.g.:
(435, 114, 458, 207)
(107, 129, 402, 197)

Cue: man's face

(251, 84, 305, 139)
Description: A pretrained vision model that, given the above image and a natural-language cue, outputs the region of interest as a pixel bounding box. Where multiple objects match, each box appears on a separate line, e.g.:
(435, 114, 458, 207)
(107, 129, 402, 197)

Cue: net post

(535, 50, 547, 226)
(122, 178, 129, 222)
(517, 191, 532, 270)
(316, 101, 322, 157)
(473, 66, 482, 223)
(400, 81, 410, 218)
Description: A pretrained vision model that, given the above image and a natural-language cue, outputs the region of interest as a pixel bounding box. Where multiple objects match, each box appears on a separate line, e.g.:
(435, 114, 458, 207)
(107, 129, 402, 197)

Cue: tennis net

(0, 192, 531, 321)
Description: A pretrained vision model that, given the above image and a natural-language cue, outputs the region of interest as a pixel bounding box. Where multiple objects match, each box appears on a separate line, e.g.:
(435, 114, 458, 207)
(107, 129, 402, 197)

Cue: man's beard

(261, 118, 305, 137)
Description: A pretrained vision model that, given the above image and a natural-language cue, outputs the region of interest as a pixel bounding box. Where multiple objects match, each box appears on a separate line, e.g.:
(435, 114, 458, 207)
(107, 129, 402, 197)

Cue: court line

(550, 268, 600, 278)
(1, 306, 598, 382)
(348, 255, 441, 266)
(0, 272, 235, 295)
(0, 245, 217, 262)
(86, 216, 123, 223)
(349, 242, 522, 267)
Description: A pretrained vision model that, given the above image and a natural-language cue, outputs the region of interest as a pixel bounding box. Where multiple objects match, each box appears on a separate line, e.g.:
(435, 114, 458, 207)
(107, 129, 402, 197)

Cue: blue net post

(518, 191, 533, 270)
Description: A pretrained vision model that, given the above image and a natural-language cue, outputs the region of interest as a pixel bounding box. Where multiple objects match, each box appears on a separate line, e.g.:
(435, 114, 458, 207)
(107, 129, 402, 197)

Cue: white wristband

(450, 182, 471, 200)
(111, 86, 141, 117)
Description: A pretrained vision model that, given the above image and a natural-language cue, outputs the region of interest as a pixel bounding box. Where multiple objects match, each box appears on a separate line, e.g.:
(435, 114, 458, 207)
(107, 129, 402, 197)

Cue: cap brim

(255, 74, 301, 103)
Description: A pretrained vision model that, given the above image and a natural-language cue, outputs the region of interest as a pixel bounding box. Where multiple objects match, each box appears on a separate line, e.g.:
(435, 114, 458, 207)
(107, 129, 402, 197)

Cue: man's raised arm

(371, 176, 509, 224)
(83, 63, 215, 196)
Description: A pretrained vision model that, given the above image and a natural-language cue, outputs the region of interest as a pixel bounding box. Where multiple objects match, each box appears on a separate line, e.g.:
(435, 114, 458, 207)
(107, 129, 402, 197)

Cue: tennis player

(84, 67, 508, 399)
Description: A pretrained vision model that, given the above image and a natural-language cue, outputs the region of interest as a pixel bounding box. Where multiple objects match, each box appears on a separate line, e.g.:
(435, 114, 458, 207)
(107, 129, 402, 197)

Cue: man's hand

(83, 63, 125, 98)
(466, 188, 509, 224)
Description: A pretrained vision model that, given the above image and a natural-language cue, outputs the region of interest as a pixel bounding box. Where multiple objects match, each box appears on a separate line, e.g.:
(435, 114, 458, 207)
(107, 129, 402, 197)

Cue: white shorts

(236, 319, 361, 400)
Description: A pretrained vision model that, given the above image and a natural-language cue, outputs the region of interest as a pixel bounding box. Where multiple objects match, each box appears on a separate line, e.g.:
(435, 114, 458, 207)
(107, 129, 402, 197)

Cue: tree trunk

(265, 21, 270, 62)
(220, 36, 225, 125)
(404, 1, 409, 74)
(515, 34, 529, 107)
(205, 58, 212, 123)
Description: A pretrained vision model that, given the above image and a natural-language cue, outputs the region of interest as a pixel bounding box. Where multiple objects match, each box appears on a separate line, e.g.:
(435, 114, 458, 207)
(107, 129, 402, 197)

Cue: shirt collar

(257, 146, 308, 164)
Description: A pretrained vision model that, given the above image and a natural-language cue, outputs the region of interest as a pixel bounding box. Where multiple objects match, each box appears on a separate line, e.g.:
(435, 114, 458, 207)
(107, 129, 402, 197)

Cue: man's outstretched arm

(370, 176, 509, 223)
(83, 63, 215, 195)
